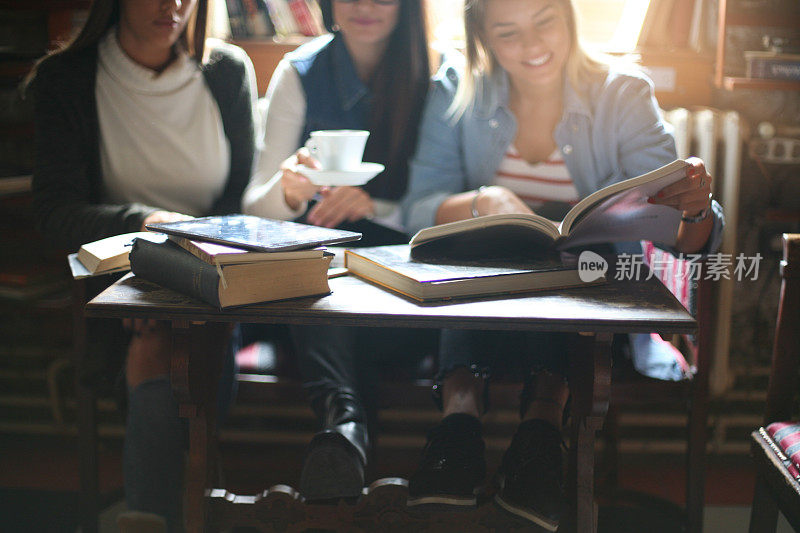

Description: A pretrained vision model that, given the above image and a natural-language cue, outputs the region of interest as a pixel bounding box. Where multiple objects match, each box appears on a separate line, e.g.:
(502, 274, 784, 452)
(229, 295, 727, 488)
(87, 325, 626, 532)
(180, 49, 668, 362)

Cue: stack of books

(75, 215, 360, 308)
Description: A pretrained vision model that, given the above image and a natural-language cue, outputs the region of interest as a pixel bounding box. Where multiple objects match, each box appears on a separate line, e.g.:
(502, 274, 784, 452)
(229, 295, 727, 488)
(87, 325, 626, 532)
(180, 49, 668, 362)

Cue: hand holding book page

(409, 160, 690, 260)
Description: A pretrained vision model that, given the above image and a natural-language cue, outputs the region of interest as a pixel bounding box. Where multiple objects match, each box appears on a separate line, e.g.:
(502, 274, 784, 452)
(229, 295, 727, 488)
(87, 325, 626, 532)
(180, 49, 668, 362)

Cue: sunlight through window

(427, 0, 653, 53)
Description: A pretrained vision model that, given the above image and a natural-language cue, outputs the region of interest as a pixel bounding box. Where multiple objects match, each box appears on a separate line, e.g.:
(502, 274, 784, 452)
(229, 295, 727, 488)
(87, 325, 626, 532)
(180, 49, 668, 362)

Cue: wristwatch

(681, 195, 713, 223)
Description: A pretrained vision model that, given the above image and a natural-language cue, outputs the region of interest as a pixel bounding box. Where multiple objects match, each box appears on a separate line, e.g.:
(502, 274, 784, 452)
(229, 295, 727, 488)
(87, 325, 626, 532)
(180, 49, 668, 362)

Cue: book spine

(287, 0, 319, 36)
(225, 0, 250, 38)
(130, 239, 222, 308)
(240, 0, 272, 36)
(264, 0, 299, 36)
(747, 57, 800, 80)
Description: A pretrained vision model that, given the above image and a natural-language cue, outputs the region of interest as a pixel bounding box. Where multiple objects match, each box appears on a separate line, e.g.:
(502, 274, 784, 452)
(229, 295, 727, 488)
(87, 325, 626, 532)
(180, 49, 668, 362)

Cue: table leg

(72, 279, 100, 533)
(170, 320, 227, 533)
(565, 332, 612, 533)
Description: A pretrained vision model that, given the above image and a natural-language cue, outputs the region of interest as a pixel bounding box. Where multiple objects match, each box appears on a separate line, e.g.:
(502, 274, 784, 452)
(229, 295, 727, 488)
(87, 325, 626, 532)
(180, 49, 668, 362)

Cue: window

(427, 0, 653, 53)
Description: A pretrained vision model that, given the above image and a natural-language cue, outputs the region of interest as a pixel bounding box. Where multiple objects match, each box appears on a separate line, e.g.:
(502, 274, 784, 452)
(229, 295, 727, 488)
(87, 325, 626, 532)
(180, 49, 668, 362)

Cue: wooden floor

(0, 431, 768, 533)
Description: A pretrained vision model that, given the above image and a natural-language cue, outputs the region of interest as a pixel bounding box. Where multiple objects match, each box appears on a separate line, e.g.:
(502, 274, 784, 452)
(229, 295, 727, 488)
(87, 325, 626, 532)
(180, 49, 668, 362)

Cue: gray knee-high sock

(124, 377, 185, 533)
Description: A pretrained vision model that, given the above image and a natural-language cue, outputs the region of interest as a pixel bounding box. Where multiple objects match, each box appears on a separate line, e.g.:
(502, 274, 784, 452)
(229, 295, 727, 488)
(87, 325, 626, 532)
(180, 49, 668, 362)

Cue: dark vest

(287, 34, 405, 201)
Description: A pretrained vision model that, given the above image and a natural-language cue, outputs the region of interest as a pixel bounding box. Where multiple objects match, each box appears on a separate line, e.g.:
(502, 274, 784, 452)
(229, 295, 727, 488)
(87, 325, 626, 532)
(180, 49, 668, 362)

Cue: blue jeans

(123, 329, 237, 533)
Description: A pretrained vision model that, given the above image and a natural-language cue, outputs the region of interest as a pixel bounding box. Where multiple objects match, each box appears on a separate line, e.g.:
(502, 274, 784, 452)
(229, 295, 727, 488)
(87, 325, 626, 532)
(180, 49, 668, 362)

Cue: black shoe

(495, 419, 564, 531)
(300, 391, 369, 501)
(407, 413, 486, 508)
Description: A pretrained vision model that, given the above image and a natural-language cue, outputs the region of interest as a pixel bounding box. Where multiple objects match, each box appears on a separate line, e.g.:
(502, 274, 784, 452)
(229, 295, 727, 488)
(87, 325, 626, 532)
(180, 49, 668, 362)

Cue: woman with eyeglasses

(401, 0, 723, 529)
(29, 0, 257, 529)
(242, 0, 435, 501)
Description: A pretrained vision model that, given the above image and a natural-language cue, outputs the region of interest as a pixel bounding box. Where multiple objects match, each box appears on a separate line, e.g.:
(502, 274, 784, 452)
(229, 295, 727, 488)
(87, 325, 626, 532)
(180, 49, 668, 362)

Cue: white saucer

(297, 162, 384, 187)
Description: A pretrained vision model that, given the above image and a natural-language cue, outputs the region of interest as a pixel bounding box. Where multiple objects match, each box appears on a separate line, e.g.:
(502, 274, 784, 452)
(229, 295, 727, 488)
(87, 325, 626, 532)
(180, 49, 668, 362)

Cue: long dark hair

(319, 0, 432, 200)
(26, 0, 209, 87)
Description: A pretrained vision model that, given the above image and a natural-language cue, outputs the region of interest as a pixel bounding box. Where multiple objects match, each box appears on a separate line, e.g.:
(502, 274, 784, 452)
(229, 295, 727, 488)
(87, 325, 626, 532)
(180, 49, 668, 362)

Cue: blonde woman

(401, 0, 723, 529)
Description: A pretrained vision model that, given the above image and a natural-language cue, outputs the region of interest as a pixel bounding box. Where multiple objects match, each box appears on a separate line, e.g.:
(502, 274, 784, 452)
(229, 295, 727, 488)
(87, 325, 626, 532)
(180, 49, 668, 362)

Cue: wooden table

(85, 273, 696, 532)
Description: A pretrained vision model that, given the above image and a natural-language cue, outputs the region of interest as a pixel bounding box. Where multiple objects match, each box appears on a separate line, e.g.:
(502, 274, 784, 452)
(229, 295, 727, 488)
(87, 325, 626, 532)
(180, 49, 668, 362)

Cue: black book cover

(130, 239, 222, 307)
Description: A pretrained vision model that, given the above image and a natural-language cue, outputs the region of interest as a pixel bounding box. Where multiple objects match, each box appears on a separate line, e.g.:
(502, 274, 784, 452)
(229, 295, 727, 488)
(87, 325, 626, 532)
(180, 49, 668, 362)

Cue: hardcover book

(146, 214, 361, 253)
(225, 0, 249, 38)
(344, 245, 592, 302)
(409, 159, 690, 260)
(745, 51, 800, 81)
(130, 239, 332, 308)
(264, 0, 300, 36)
(286, 0, 324, 36)
(77, 231, 167, 275)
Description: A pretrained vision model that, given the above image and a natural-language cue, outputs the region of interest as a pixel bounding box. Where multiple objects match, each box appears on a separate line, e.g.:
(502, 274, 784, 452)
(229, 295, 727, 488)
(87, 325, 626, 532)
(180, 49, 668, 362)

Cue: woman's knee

(126, 322, 172, 389)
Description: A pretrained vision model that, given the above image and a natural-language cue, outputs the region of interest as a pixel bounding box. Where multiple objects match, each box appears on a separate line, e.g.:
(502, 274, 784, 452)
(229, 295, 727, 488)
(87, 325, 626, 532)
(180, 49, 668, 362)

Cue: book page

(410, 213, 560, 260)
(558, 159, 688, 239)
(557, 189, 682, 249)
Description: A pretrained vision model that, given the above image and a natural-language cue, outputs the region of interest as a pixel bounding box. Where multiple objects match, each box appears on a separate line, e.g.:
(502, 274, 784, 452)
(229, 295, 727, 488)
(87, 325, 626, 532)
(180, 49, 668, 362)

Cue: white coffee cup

(304, 130, 370, 171)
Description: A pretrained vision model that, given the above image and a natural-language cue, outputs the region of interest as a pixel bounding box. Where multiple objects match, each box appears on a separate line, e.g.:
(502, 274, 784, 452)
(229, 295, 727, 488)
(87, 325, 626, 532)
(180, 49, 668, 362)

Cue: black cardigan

(31, 43, 256, 251)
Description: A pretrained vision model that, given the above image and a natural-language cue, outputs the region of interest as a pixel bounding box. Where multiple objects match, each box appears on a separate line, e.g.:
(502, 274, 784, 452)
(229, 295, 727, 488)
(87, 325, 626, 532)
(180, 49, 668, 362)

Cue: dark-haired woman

(30, 0, 257, 529)
(242, 0, 434, 501)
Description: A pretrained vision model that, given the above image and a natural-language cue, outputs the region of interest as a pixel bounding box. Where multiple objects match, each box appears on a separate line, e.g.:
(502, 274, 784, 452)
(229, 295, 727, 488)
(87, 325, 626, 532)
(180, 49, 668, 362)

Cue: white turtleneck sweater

(96, 29, 230, 216)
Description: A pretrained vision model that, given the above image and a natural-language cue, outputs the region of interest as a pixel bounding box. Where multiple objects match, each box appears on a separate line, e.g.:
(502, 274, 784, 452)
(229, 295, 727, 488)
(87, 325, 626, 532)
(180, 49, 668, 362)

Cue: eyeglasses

(334, 0, 399, 5)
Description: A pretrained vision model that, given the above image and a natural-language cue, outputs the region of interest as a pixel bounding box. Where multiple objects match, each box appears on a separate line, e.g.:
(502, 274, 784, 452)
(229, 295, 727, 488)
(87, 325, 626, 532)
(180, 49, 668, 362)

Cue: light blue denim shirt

(401, 57, 724, 252)
(401, 57, 725, 380)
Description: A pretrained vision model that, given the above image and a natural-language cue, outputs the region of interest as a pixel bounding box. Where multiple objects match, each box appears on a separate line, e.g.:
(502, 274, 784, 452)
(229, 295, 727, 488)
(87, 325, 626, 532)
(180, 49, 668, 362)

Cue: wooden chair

(748, 233, 800, 532)
(599, 251, 717, 533)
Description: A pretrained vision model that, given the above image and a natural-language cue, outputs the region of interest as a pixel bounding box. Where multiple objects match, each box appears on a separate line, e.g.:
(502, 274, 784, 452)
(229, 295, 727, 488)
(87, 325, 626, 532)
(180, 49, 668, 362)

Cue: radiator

(659, 107, 744, 396)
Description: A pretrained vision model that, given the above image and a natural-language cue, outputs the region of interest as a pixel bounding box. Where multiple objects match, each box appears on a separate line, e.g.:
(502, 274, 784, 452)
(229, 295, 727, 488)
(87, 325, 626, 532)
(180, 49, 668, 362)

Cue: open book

(410, 159, 689, 259)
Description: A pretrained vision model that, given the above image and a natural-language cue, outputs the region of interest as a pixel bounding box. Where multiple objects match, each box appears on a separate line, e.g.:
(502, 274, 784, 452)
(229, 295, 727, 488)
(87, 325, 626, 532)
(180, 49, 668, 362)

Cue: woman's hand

(307, 186, 374, 228)
(648, 157, 712, 217)
(280, 148, 322, 211)
(649, 157, 715, 254)
(434, 185, 533, 225)
(474, 185, 534, 216)
(141, 210, 192, 231)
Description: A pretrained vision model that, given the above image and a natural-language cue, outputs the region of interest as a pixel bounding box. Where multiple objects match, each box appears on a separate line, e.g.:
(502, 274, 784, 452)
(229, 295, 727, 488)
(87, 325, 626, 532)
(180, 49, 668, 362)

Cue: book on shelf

(76, 231, 167, 276)
(287, 0, 325, 36)
(225, 0, 250, 38)
(409, 159, 690, 260)
(0, 261, 70, 301)
(145, 214, 361, 252)
(169, 235, 325, 265)
(240, 0, 276, 37)
(130, 239, 333, 308)
(344, 245, 593, 302)
(0, 175, 32, 196)
(264, 0, 300, 37)
(745, 51, 800, 81)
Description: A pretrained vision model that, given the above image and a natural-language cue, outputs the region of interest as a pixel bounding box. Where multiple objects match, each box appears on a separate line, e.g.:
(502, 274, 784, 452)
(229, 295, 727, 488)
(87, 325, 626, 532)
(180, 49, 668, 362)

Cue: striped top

(493, 145, 579, 210)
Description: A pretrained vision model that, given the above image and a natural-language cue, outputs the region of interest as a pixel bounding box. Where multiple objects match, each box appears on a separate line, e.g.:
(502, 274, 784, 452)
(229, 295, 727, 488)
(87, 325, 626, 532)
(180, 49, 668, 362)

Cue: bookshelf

(0, 1, 79, 320)
(715, 0, 800, 91)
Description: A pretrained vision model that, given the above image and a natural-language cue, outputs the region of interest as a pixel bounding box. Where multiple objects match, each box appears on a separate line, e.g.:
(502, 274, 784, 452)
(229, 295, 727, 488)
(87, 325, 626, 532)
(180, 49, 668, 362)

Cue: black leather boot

(299, 390, 369, 501)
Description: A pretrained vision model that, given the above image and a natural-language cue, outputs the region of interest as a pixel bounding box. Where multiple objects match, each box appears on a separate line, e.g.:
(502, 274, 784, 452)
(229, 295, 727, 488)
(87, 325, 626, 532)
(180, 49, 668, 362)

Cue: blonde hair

(450, 0, 609, 119)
